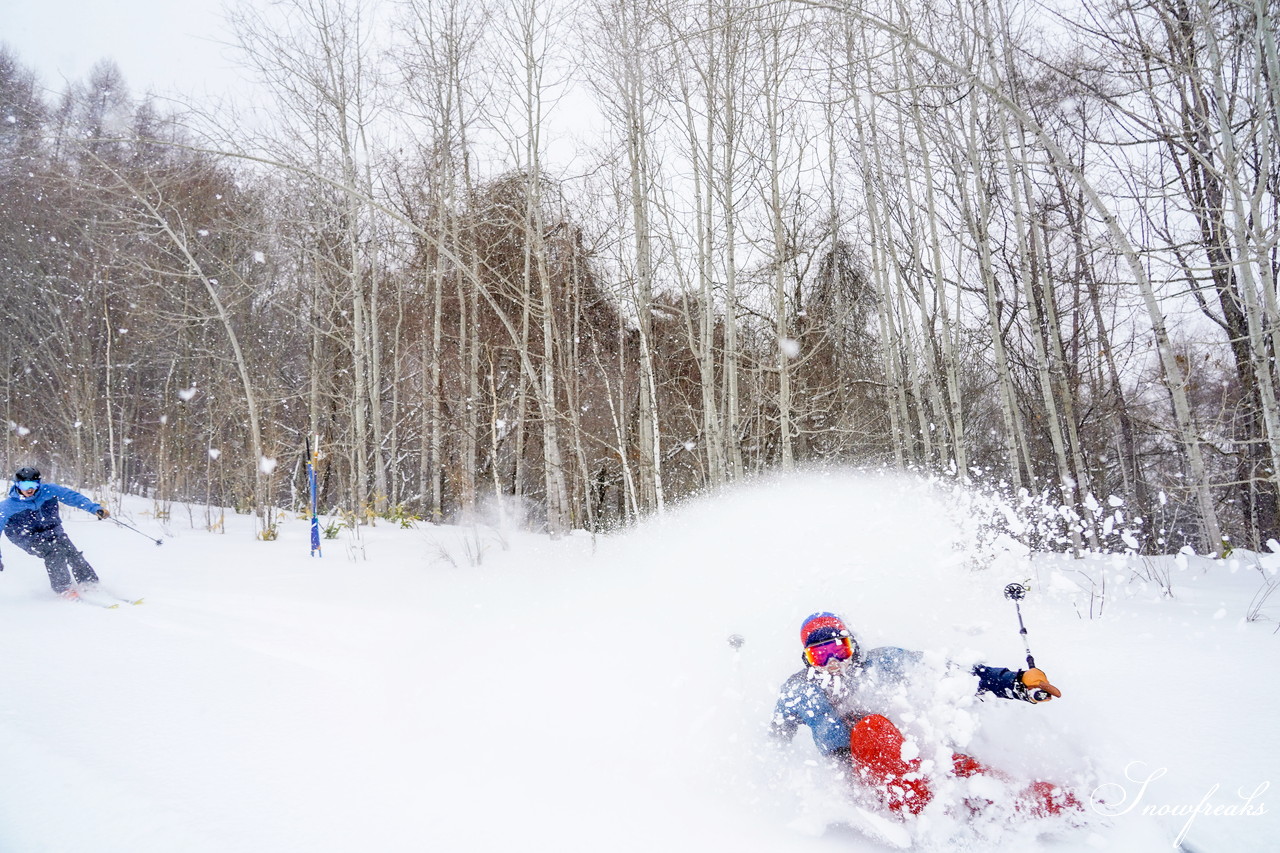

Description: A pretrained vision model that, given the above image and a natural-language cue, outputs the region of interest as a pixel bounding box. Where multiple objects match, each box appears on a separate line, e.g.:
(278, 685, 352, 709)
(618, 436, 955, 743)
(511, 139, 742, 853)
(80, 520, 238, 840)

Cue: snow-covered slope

(0, 470, 1274, 851)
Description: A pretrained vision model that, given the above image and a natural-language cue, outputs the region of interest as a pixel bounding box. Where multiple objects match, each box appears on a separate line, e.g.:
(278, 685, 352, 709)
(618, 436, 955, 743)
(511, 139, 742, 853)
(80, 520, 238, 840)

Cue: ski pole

(110, 516, 164, 546)
(1003, 582, 1036, 668)
(1003, 582, 1059, 701)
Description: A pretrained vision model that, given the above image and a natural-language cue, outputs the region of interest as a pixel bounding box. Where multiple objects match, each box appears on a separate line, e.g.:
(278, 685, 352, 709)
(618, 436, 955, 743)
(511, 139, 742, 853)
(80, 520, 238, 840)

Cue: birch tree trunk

(508, 0, 571, 534)
(589, 0, 666, 512)
(760, 4, 798, 470)
(900, 19, 966, 473)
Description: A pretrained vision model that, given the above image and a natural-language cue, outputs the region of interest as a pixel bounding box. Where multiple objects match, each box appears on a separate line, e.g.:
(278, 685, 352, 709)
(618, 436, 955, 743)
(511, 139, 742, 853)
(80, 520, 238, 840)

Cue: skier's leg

(850, 715, 1078, 819)
(1016, 780, 1082, 817)
(848, 714, 932, 814)
(946, 750, 1081, 817)
(951, 753, 990, 778)
(28, 535, 74, 594)
(52, 529, 99, 586)
(947, 748, 1080, 817)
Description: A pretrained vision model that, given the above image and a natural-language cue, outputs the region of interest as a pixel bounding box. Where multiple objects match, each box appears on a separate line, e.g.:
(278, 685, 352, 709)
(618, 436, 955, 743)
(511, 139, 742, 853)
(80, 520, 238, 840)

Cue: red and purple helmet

(801, 611, 849, 646)
(800, 611, 859, 666)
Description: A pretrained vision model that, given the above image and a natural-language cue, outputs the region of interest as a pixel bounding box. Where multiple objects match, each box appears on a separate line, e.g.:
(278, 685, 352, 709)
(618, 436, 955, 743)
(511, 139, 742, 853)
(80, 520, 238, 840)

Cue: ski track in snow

(0, 470, 1274, 852)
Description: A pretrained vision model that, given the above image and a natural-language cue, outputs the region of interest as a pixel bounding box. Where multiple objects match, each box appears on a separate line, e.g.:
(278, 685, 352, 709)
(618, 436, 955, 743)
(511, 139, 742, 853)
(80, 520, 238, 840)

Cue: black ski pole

(110, 516, 164, 546)
(1003, 582, 1059, 701)
(1003, 582, 1035, 669)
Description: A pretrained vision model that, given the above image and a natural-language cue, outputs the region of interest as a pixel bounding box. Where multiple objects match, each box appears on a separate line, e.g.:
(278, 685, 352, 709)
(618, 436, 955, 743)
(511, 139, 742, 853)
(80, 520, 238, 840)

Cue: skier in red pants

(771, 611, 1078, 817)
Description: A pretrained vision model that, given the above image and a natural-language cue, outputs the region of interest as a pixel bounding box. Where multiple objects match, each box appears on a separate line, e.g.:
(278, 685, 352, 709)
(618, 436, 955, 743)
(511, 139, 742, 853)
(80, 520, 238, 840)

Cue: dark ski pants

(7, 527, 99, 593)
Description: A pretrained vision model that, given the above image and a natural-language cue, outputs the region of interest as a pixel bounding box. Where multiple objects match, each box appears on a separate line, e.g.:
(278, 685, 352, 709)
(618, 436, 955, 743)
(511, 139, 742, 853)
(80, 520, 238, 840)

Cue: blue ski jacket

(0, 482, 103, 557)
(770, 646, 1027, 755)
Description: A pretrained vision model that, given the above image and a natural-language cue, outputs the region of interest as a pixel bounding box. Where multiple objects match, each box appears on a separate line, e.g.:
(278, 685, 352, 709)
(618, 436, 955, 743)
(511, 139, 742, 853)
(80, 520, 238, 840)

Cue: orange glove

(1019, 668, 1061, 703)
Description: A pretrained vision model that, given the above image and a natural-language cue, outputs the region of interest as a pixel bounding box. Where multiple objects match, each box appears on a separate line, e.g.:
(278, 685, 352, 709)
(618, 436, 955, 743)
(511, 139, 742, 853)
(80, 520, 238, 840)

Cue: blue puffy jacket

(0, 482, 103, 558)
(771, 645, 1026, 755)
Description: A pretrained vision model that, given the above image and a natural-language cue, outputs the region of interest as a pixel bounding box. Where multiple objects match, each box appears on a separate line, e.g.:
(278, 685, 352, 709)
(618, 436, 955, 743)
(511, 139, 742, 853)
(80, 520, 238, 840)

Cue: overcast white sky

(4, 2, 246, 103)
(4, 1, 602, 172)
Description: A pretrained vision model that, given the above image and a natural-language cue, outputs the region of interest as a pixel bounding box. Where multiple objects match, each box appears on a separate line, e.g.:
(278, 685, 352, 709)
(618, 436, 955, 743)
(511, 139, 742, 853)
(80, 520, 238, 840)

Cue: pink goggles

(804, 636, 855, 667)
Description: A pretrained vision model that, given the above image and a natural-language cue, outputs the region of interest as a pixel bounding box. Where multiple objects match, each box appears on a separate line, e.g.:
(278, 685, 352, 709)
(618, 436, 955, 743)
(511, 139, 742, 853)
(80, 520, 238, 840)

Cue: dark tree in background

(0, 0, 1275, 558)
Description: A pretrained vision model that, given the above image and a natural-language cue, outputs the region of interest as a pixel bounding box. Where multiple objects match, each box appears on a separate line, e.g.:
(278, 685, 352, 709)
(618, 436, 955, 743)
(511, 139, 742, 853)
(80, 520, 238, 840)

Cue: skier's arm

(43, 484, 103, 516)
(770, 676, 804, 742)
(972, 665, 1060, 703)
(769, 703, 800, 743)
(771, 675, 854, 755)
(0, 506, 12, 569)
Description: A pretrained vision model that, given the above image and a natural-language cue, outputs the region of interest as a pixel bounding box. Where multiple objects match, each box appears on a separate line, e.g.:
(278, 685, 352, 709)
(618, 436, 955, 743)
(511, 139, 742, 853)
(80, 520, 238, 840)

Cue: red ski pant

(847, 714, 1078, 817)
(847, 714, 985, 815)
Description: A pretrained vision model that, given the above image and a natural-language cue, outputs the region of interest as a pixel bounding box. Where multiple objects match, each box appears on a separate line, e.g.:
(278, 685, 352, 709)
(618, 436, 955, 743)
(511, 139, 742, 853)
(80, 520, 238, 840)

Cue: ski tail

(72, 585, 144, 608)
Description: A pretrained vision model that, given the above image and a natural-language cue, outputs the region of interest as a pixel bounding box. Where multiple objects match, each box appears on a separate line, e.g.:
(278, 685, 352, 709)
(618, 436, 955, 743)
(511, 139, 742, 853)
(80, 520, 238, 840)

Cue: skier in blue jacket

(771, 612, 1075, 817)
(0, 466, 110, 598)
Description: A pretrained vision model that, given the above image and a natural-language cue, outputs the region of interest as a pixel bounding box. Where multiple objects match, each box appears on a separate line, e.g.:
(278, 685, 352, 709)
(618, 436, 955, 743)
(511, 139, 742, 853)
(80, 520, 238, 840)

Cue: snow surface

(0, 470, 1275, 852)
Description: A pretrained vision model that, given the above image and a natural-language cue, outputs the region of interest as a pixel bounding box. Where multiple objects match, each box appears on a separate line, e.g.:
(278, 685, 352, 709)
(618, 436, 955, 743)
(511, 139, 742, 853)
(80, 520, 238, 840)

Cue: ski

(789, 807, 913, 849)
(59, 592, 111, 608)
(74, 596, 121, 609)
(68, 587, 145, 608)
(843, 806, 913, 849)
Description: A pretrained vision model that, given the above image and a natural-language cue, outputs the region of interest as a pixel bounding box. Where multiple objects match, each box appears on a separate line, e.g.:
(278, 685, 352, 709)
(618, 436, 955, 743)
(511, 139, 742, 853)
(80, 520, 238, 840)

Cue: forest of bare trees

(1, 0, 1277, 554)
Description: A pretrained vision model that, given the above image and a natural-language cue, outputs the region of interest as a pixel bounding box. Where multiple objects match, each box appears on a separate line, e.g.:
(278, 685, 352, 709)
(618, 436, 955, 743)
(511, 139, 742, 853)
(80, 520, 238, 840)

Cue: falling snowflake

(260, 456, 278, 474)
(179, 386, 198, 402)
(208, 448, 222, 460)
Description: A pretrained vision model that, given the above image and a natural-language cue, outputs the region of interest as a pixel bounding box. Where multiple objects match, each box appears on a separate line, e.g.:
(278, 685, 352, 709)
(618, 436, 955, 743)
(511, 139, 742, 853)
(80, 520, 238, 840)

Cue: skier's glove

(96, 508, 110, 519)
(1016, 668, 1061, 703)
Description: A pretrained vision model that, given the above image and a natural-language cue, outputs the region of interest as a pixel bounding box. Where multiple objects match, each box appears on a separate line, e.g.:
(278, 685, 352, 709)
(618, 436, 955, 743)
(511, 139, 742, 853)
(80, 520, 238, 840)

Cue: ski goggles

(16, 481, 38, 491)
(804, 635, 855, 667)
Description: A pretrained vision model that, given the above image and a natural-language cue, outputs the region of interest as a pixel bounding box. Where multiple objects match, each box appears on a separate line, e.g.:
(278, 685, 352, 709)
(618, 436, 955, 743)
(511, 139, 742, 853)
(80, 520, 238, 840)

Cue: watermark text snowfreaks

(1090, 762, 1268, 847)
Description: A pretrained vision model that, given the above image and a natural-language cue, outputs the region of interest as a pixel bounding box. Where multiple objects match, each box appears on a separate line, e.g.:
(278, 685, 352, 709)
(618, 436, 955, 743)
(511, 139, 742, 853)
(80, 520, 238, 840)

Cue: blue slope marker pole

(308, 434, 322, 558)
